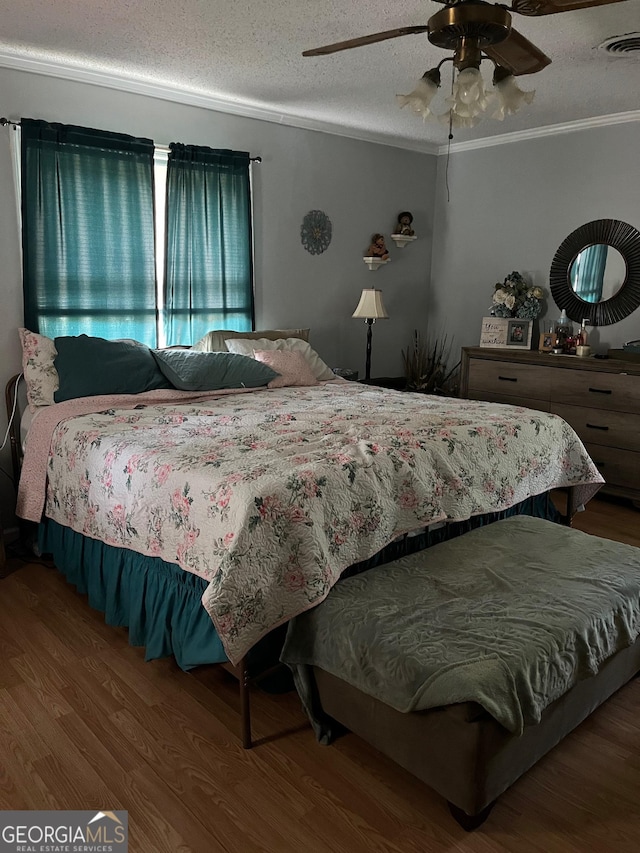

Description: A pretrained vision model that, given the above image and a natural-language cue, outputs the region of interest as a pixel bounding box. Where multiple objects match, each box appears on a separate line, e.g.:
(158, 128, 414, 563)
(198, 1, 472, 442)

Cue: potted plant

(402, 330, 460, 396)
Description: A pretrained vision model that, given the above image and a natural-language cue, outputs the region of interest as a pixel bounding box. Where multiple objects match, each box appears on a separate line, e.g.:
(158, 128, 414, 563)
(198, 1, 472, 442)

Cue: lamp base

(364, 319, 373, 381)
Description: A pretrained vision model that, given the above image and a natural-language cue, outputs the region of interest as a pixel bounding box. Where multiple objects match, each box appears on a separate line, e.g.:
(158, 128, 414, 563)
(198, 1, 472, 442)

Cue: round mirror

(569, 244, 627, 303)
(550, 219, 640, 325)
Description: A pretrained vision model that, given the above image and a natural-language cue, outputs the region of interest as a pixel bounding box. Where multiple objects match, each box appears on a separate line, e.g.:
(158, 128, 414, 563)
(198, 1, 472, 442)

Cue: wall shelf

(363, 257, 390, 271)
(390, 234, 417, 249)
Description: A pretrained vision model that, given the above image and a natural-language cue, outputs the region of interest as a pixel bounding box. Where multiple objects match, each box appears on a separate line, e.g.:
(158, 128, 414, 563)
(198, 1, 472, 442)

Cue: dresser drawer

(552, 403, 640, 452)
(584, 443, 640, 493)
(467, 360, 554, 401)
(466, 390, 550, 412)
(549, 369, 640, 414)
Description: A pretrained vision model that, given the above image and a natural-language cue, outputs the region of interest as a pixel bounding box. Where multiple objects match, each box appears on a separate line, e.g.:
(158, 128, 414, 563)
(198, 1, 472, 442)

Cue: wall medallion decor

(301, 210, 332, 255)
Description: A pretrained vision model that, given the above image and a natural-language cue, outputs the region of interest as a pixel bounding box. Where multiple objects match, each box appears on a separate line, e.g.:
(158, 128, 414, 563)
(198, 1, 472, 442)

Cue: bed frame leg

(238, 657, 252, 749)
(563, 486, 576, 526)
(448, 800, 495, 831)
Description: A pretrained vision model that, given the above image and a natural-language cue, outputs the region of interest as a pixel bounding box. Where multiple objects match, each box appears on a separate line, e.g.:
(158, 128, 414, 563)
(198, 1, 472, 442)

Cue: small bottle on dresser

(576, 319, 591, 357)
(554, 309, 572, 352)
(577, 319, 589, 346)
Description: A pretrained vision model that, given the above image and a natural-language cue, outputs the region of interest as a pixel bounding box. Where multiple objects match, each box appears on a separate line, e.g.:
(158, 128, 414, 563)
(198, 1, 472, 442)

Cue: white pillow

(18, 328, 60, 411)
(226, 337, 335, 381)
(253, 350, 320, 389)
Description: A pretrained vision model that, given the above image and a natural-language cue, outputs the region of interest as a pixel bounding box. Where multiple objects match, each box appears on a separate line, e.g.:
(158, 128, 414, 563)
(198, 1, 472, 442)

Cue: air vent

(598, 33, 640, 56)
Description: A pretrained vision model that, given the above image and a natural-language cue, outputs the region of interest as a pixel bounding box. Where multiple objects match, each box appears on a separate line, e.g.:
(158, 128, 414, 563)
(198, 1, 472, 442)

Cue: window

(20, 119, 254, 346)
(163, 143, 254, 346)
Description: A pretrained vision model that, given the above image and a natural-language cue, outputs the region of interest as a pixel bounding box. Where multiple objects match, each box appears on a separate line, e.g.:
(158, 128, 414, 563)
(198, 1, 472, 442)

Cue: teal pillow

(152, 349, 279, 391)
(54, 335, 172, 402)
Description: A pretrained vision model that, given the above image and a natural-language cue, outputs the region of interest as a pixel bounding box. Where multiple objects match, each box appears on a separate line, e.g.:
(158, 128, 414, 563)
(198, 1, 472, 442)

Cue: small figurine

(393, 211, 415, 236)
(367, 233, 390, 260)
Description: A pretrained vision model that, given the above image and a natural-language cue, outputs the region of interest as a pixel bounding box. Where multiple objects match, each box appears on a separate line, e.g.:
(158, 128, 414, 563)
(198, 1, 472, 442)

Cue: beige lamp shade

(352, 288, 389, 320)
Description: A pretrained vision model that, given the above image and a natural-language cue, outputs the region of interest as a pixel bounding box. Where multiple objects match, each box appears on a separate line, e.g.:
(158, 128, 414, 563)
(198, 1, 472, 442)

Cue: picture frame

(506, 319, 532, 348)
(539, 331, 557, 352)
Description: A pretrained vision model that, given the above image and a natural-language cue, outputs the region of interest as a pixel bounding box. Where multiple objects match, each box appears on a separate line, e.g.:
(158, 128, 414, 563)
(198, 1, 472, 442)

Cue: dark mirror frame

(549, 219, 640, 326)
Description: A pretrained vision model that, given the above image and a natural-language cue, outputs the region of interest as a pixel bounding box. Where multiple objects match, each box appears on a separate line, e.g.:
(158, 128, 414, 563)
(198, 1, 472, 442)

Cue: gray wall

(430, 122, 640, 356)
(0, 67, 436, 528)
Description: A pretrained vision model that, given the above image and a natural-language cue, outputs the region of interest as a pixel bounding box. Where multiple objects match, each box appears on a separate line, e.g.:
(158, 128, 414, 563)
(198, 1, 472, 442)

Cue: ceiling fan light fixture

(398, 57, 537, 128)
(395, 3, 542, 130)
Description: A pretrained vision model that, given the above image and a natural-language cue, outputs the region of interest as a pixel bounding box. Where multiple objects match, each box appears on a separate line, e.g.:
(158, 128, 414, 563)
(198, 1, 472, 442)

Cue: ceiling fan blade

(484, 28, 551, 75)
(511, 0, 628, 16)
(302, 26, 429, 56)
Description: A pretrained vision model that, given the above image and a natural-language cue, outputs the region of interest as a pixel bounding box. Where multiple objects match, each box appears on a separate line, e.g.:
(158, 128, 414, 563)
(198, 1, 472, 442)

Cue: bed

(10, 327, 604, 745)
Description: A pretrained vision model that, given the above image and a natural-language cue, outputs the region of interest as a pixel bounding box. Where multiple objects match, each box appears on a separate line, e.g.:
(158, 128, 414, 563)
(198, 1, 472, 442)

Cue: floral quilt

(17, 383, 603, 663)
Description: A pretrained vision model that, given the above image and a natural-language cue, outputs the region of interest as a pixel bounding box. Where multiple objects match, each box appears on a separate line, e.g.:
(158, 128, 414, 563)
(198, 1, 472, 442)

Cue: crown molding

(0, 49, 440, 155)
(437, 110, 640, 155)
(1, 49, 637, 158)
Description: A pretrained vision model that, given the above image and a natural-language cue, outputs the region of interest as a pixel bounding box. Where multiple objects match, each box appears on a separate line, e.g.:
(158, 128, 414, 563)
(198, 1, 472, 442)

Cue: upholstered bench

(281, 515, 640, 829)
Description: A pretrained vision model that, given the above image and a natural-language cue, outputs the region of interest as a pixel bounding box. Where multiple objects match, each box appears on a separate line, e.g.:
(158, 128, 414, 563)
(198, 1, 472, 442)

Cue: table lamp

(352, 288, 389, 381)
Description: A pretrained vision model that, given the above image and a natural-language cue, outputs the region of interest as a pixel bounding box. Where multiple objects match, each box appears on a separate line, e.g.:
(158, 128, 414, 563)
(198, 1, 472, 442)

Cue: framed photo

(539, 331, 557, 352)
(506, 319, 532, 348)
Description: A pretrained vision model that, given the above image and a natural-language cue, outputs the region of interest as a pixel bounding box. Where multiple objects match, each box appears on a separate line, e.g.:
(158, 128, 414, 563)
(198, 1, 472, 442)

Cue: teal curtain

(571, 244, 607, 303)
(163, 144, 254, 346)
(21, 119, 157, 344)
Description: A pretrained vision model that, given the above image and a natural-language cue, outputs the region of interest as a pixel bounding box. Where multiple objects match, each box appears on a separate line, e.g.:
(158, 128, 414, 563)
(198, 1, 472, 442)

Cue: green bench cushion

(282, 515, 640, 735)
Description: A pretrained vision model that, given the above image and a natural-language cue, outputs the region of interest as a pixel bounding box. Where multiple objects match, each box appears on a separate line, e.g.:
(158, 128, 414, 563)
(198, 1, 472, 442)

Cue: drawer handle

(586, 423, 609, 431)
(588, 387, 612, 395)
(497, 376, 517, 382)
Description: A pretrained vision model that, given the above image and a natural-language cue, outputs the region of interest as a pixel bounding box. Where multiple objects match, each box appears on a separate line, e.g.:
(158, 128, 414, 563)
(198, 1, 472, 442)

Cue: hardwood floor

(1, 495, 640, 852)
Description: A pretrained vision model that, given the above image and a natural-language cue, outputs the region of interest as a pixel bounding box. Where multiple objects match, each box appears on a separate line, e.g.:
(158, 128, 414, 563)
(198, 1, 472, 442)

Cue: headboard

(5, 373, 26, 486)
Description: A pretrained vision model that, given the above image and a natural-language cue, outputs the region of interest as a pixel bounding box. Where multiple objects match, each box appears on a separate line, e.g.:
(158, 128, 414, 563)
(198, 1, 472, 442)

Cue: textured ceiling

(0, 0, 639, 151)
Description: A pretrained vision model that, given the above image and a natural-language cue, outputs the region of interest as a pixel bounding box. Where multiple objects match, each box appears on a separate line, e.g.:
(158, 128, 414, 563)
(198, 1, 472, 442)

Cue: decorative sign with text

(479, 317, 509, 348)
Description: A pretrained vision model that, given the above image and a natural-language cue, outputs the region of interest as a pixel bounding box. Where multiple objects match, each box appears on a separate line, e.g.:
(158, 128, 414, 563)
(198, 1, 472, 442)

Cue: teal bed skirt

(38, 492, 560, 671)
(39, 519, 225, 670)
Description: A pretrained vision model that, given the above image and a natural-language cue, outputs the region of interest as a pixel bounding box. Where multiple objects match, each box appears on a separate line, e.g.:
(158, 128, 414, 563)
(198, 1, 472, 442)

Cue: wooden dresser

(460, 347, 640, 504)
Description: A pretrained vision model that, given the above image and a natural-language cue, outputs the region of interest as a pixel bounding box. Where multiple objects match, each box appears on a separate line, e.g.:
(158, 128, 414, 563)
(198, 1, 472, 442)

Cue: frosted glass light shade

(446, 67, 493, 121)
(352, 288, 389, 320)
(492, 73, 535, 121)
(396, 68, 441, 120)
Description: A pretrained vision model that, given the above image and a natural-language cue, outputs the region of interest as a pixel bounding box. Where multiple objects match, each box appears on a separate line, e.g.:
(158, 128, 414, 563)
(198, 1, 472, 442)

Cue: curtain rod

(0, 117, 262, 162)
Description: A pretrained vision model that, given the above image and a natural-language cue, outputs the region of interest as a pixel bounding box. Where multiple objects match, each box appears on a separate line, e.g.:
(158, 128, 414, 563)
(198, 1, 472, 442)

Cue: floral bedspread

(18, 383, 603, 663)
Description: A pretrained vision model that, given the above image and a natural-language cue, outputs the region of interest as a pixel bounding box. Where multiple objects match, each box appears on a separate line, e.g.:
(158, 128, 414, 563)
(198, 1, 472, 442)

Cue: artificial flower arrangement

(490, 271, 545, 320)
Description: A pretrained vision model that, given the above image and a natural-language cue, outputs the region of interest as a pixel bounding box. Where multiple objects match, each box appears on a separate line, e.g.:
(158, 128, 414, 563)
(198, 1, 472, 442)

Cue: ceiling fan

(302, 0, 628, 77)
